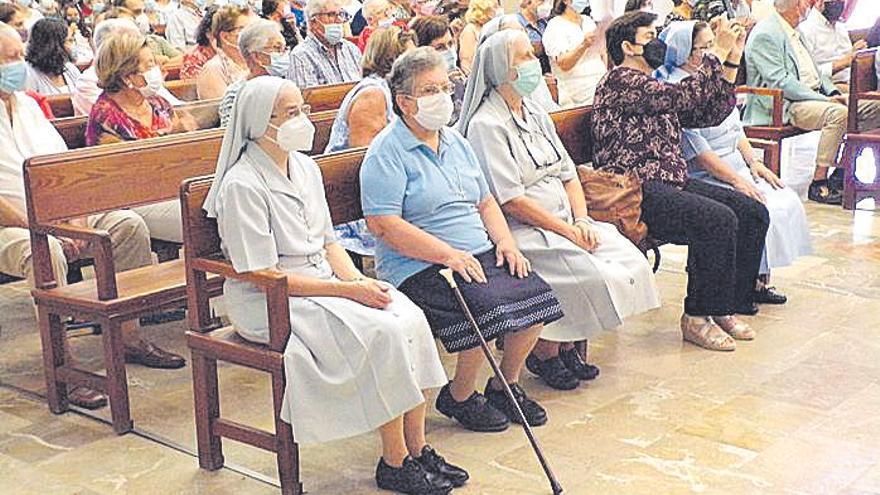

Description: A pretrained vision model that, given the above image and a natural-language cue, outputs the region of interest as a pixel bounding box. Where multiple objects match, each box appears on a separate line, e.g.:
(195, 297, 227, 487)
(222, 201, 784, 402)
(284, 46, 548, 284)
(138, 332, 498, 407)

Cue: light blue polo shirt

(360, 119, 494, 287)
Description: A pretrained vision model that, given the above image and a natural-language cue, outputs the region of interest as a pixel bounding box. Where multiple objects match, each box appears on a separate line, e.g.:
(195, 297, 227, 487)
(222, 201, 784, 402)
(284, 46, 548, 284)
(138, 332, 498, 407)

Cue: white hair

(238, 18, 282, 57)
(305, 0, 339, 22)
(362, 0, 389, 20)
(93, 18, 140, 50)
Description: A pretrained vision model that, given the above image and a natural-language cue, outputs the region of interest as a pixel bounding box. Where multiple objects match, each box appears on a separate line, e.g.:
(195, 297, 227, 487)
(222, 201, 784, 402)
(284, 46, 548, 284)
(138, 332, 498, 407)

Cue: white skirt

(225, 278, 448, 444)
(513, 221, 660, 342)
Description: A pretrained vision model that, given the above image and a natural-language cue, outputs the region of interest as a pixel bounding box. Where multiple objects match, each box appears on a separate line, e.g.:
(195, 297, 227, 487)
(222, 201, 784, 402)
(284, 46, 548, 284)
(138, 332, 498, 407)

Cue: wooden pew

(181, 148, 367, 495)
(24, 130, 226, 434)
(841, 47, 880, 209)
(301, 81, 357, 112)
(47, 94, 75, 119)
(167, 79, 199, 102)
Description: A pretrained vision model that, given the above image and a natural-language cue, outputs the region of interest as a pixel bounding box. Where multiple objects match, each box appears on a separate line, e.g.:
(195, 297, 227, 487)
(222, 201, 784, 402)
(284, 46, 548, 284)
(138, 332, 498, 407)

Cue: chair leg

(767, 142, 781, 177)
(272, 371, 302, 495)
(191, 351, 224, 470)
(841, 143, 858, 210)
(100, 318, 133, 434)
(37, 305, 68, 414)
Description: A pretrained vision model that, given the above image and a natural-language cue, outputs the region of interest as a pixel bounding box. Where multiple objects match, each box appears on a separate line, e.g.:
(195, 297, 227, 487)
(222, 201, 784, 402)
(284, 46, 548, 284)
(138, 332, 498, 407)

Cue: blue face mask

(322, 22, 343, 45)
(511, 59, 542, 97)
(570, 0, 588, 13)
(265, 51, 291, 77)
(0, 61, 28, 94)
(439, 48, 457, 71)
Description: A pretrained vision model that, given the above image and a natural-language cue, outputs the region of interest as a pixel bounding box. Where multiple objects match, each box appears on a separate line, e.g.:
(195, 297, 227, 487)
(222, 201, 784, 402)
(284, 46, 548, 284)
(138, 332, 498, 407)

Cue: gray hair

(305, 0, 339, 22)
(362, 0, 390, 20)
(93, 18, 140, 50)
(388, 46, 445, 116)
(774, 0, 799, 11)
(238, 18, 282, 57)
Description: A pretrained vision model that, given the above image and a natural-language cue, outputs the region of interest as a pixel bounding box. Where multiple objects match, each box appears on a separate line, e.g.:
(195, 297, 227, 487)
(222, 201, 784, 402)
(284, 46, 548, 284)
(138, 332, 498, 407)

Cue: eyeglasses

(410, 82, 455, 97)
(311, 10, 351, 22)
(432, 41, 455, 51)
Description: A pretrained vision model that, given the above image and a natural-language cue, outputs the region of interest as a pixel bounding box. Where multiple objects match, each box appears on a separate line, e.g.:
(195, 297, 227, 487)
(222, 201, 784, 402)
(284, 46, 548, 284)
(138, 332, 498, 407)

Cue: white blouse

(542, 15, 607, 108)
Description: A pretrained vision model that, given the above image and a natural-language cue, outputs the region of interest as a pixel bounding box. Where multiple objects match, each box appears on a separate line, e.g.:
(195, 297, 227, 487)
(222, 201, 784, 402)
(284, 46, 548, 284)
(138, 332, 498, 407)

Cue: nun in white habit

(459, 31, 660, 390)
(204, 76, 462, 493)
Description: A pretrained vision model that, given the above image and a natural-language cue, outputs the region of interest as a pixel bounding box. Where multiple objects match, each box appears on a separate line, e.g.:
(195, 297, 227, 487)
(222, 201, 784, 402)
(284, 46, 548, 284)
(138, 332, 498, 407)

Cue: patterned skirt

(398, 249, 564, 353)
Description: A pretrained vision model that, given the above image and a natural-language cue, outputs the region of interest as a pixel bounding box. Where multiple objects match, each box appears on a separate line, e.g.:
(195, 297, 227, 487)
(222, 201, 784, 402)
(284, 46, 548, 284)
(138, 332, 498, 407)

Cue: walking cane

(438, 268, 564, 495)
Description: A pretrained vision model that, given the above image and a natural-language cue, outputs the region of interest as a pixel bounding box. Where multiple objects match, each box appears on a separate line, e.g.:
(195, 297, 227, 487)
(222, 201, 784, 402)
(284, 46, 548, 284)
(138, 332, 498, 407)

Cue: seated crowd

(0, 0, 876, 492)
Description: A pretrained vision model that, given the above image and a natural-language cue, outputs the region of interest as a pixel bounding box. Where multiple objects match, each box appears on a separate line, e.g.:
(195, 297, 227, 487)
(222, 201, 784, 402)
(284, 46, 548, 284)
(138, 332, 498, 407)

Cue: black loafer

(525, 353, 579, 390)
(733, 303, 759, 316)
(435, 384, 509, 432)
(124, 341, 186, 369)
(829, 168, 844, 192)
(376, 456, 452, 494)
(414, 445, 469, 488)
(752, 286, 787, 305)
(558, 347, 600, 381)
(484, 379, 547, 427)
(808, 180, 842, 205)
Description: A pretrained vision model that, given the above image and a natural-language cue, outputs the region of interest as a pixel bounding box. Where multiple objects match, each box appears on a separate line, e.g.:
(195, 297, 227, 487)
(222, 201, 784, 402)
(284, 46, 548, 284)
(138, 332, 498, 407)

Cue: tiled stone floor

(1, 134, 879, 494)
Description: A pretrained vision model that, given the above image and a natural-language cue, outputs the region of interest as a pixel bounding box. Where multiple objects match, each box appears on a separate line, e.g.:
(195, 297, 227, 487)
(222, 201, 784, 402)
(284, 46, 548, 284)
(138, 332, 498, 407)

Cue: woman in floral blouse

(591, 13, 768, 353)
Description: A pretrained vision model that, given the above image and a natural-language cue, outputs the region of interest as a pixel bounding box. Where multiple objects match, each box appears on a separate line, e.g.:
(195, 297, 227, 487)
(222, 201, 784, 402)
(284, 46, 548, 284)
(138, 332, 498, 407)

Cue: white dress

(466, 92, 660, 342)
(542, 15, 607, 108)
(214, 143, 447, 444)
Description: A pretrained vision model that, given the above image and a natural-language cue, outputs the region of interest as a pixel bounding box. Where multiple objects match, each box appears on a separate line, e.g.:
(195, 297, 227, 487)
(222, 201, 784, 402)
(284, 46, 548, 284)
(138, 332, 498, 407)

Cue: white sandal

(713, 315, 756, 341)
(680, 314, 736, 352)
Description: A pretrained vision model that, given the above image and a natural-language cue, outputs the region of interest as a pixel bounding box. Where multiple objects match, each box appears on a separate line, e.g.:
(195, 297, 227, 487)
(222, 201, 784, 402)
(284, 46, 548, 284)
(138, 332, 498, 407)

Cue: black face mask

(635, 38, 667, 70)
(822, 1, 845, 22)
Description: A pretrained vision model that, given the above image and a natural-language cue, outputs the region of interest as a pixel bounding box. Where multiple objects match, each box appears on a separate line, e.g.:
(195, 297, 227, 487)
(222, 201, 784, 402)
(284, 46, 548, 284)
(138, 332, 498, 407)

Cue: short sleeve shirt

(360, 119, 493, 286)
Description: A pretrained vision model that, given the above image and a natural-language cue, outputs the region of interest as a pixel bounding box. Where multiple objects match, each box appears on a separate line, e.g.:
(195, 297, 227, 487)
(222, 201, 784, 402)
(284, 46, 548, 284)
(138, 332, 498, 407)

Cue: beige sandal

(680, 314, 736, 352)
(713, 315, 756, 341)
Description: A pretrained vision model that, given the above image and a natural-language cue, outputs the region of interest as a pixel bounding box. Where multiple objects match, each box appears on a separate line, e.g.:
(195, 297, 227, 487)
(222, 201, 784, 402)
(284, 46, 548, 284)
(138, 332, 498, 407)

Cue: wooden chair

(182, 148, 367, 495)
(841, 47, 880, 209)
(24, 130, 225, 434)
(736, 85, 806, 176)
(301, 81, 357, 112)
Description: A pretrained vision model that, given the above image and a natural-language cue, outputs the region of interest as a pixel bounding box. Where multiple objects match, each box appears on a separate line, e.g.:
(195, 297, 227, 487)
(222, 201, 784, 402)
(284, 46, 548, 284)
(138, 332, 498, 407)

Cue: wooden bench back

(301, 81, 357, 112)
(549, 104, 592, 165)
(848, 48, 878, 134)
(43, 79, 200, 119)
(168, 79, 199, 101)
(47, 94, 75, 119)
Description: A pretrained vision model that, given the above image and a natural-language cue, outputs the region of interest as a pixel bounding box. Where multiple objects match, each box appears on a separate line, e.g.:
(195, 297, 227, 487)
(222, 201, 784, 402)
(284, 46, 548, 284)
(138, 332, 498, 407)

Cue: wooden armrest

(190, 256, 290, 351)
(845, 132, 880, 144)
(856, 91, 880, 101)
(736, 86, 784, 127)
(37, 222, 117, 300)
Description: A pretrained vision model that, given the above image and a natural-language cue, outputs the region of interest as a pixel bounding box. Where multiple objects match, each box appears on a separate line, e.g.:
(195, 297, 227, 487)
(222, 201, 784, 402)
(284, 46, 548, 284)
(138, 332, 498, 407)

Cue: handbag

(576, 165, 649, 250)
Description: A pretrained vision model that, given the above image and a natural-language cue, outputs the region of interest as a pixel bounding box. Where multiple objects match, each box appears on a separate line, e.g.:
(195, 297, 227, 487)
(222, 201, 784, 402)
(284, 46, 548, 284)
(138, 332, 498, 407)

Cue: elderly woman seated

(656, 21, 811, 305)
(24, 17, 81, 95)
(197, 5, 252, 100)
(325, 26, 416, 259)
(219, 19, 288, 126)
(459, 30, 659, 390)
(592, 12, 767, 352)
(205, 76, 467, 494)
(361, 47, 565, 432)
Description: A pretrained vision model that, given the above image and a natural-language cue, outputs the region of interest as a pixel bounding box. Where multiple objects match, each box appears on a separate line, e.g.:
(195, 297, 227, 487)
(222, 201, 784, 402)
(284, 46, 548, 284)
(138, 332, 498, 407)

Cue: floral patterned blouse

(590, 56, 736, 187)
(85, 92, 174, 146)
(181, 45, 215, 81)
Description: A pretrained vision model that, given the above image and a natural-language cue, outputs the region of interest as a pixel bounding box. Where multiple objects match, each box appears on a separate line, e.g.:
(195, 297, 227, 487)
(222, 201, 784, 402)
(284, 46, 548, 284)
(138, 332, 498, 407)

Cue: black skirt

(398, 249, 564, 353)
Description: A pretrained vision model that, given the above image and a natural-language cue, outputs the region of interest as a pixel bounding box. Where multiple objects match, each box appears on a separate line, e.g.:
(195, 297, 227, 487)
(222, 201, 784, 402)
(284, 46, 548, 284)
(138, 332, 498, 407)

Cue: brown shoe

(713, 316, 756, 341)
(124, 341, 186, 369)
(680, 314, 736, 352)
(69, 386, 108, 410)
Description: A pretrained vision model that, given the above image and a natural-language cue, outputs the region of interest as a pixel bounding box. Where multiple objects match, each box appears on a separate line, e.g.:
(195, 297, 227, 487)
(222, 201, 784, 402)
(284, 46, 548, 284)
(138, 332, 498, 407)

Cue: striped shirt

(286, 34, 362, 89)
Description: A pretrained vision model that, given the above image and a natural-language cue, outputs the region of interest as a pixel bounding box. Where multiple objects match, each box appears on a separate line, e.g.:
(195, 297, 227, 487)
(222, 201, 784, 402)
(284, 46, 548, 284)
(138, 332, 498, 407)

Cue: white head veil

(456, 30, 527, 134)
(203, 76, 294, 217)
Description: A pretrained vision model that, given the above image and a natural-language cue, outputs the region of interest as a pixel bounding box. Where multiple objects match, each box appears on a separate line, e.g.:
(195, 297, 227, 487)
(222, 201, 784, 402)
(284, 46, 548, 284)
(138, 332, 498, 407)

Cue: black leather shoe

(484, 379, 547, 427)
(435, 384, 509, 432)
(733, 303, 759, 316)
(414, 445, 469, 488)
(376, 457, 452, 494)
(752, 286, 787, 305)
(558, 347, 600, 381)
(808, 180, 842, 205)
(124, 341, 186, 369)
(829, 168, 844, 192)
(525, 353, 579, 390)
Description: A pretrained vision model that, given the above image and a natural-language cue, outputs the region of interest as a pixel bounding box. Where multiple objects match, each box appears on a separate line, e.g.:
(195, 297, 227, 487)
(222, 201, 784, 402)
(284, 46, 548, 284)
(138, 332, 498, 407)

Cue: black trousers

(641, 180, 770, 316)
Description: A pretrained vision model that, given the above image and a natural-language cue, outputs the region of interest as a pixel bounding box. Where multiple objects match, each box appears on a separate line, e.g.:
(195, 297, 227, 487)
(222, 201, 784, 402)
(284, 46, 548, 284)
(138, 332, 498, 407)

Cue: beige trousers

(789, 98, 880, 169)
(0, 210, 152, 286)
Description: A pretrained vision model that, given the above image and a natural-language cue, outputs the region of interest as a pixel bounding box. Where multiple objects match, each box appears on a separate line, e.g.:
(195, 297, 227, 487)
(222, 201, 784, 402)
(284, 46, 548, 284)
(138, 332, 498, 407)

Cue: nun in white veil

(460, 31, 660, 390)
(204, 76, 448, 454)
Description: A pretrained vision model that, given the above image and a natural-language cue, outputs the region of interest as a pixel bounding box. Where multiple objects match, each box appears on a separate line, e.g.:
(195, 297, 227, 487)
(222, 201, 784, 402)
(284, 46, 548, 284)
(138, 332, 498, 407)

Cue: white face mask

(270, 113, 315, 152)
(412, 92, 453, 131)
(136, 66, 164, 97)
(322, 23, 343, 44)
(536, 2, 552, 18)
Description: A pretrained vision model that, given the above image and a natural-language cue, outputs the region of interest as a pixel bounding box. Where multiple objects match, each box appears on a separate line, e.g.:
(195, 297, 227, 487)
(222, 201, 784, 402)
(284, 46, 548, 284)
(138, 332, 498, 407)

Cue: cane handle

(438, 268, 458, 289)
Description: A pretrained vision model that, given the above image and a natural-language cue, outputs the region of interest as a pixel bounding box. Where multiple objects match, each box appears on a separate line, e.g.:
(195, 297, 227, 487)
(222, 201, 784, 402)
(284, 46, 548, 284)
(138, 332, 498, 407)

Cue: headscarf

(203, 76, 292, 217)
(456, 30, 525, 134)
(653, 20, 697, 81)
